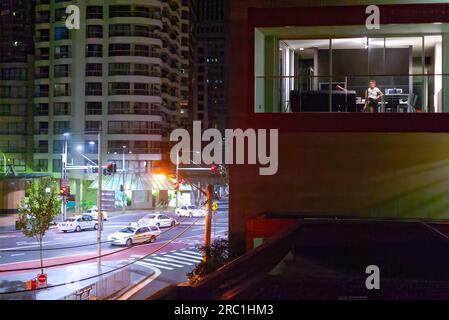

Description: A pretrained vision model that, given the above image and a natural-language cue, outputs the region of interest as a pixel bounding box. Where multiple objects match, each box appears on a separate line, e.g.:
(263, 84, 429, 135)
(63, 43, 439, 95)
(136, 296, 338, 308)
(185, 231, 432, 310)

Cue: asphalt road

(0, 199, 229, 299)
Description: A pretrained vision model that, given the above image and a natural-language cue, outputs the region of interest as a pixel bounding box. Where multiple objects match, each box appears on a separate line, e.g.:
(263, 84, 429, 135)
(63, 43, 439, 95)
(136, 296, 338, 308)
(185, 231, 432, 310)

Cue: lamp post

(97, 131, 102, 266)
(61, 133, 70, 222)
(122, 145, 126, 214)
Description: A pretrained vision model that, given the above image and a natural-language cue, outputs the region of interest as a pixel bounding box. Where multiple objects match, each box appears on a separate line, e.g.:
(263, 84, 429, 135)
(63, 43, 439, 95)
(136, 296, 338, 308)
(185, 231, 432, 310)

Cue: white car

(175, 205, 206, 217)
(138, 213, 177, 228)
(108, 226, 161, 246)
(58, 215, 98, 233)
(84, 208, 108, 221)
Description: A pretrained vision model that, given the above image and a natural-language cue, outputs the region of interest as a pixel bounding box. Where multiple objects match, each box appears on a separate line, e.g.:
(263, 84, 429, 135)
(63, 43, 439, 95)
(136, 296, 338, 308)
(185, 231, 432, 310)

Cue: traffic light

(104, 162, 117, 175)
(210, 163, 218, 174)
(174, 181, 180, 193)
(60, 185, 70, 197)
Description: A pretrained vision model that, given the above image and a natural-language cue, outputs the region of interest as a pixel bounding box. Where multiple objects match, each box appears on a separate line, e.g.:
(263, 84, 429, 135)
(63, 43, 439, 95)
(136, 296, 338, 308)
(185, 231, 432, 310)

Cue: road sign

(212, 201, 218, 211)
(37, 274, 47, 288)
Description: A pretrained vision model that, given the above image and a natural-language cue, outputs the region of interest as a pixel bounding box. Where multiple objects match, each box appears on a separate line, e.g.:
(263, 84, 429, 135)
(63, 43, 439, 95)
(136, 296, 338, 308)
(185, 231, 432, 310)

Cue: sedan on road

(84, 208, 108, 221)
(138, 213, 177, 228)
(175, 205, 205, 217)
(57, 215, 98, 233)
(108, 226, 161, 246)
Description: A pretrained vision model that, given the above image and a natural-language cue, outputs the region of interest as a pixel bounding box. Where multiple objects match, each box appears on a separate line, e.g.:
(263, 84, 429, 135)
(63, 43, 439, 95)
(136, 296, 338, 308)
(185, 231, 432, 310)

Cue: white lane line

(163, 254, 202, 263)
(153, 256, 193, 265)
(172, 252, 203, 261)
(143, 258, 184, 268)
(182, 250, 203, 256)
(135, 261, 173, 270)
(10, 253, 25, 257)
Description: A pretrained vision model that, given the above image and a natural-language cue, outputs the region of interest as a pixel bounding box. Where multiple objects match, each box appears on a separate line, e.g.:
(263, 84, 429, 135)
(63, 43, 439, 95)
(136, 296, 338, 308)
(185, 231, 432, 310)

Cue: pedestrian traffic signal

(210, 163, 218, 174)
(104, 162, 117, 175)
(174, 181, 180, 193)
(60, 185, 70, 197)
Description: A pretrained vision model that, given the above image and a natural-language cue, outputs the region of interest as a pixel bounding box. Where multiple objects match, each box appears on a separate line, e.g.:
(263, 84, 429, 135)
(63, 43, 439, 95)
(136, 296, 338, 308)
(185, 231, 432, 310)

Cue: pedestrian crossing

(123, 248, 203, 271)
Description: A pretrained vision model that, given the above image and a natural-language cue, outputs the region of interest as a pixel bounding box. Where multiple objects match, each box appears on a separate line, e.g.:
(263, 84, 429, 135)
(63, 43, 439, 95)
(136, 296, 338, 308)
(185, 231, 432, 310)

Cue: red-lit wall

(228, 1, 449, 254)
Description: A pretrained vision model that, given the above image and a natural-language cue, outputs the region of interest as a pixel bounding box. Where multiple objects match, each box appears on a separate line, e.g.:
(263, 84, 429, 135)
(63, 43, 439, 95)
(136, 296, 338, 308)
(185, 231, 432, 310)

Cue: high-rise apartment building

(0, 0, 35, 173)
(32, 0, 191, 209)
(194, 0, 228, 132)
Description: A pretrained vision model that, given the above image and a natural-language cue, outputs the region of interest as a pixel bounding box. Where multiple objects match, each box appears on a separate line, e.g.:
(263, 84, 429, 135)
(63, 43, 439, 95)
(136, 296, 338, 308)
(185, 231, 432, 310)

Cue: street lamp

(61, 132, 70, 222)
(122, 145, 126, 214)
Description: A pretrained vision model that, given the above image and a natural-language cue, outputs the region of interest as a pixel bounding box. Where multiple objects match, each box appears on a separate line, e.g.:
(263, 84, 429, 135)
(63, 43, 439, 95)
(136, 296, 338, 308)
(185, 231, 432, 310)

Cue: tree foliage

(187, 238, 230, 285)
(17, 177, 60, 274)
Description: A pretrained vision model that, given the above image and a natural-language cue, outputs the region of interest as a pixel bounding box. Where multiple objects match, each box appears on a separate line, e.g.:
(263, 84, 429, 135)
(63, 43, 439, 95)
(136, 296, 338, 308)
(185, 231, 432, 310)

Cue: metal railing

(255, 74, 448, 113)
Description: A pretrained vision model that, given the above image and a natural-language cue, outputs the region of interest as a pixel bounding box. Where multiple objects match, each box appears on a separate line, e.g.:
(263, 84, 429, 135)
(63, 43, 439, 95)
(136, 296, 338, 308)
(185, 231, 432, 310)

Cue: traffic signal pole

(203, 184, 213, 263)
(97, 131, 103, 266)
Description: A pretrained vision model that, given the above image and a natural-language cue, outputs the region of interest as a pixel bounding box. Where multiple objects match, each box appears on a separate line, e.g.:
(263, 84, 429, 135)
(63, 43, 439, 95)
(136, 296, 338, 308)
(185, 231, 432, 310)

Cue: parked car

(175, 205, 205, 217)
(58, 215, 98, 233)
(138, 213, 177, 228)
(84, 208, 108, 221)
(108, 225, 161, 246)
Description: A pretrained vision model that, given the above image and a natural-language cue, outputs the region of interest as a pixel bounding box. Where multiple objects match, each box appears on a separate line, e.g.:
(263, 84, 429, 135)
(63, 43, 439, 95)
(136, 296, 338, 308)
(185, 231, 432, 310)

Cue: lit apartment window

(86, 63, 102, 76)
(54, 121, 70, 134)
(55, 27, 69, 40)
(86, 44, 102, 57)
(55, 46, 70, 59)
(54, 102, 70, 115)
(54, 64, 69, 77)
(85, 102, 102, 115)
(86, 25, 103, 38)
(87, 6, 103, 19)
(53, 83, 70, 97)
(85, 82, 102, 96)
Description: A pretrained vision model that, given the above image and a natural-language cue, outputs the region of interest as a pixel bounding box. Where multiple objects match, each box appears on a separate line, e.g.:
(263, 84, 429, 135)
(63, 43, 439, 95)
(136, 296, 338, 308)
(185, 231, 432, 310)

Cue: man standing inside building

(364, 80, 383, 112)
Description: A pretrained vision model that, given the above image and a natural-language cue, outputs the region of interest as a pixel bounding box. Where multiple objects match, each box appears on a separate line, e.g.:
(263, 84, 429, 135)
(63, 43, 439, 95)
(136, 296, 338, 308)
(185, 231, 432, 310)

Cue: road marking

(135, 260, 173, 270)
(182, 250, 203, 256)
(163, 254, 201, 263)
(10, 253, 25, 257)
(143, 258, 184, 268)
(153, 256, 193, 265)
(172, 252, 203, 261)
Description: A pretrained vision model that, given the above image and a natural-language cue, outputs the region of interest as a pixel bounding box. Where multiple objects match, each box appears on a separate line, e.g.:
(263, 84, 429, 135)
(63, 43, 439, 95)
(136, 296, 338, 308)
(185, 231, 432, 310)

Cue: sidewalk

(0, 260, 151, 300)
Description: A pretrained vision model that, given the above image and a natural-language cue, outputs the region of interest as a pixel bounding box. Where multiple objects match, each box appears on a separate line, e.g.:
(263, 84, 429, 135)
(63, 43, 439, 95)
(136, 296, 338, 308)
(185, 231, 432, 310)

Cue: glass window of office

(255, 30, 444, 113)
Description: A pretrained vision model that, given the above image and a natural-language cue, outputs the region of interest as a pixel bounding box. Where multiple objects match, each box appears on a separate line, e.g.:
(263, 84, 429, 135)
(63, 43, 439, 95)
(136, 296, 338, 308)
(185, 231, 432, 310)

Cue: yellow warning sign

(212, 202, 218, 211)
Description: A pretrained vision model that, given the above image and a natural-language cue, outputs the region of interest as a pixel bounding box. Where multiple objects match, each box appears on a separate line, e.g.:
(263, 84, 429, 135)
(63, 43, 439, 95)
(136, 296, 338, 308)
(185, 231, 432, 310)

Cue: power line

(0, 216, 202, 296)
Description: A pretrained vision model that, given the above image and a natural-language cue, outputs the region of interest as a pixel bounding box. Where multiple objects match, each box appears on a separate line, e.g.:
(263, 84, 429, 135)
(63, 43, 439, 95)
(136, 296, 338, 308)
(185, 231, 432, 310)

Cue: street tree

(17, 177, 60, 274)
